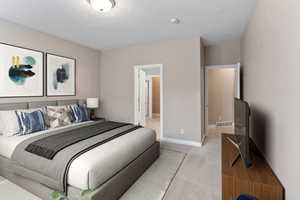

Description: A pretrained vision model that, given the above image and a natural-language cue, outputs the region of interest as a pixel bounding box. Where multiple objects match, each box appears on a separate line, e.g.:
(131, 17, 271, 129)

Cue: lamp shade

(86, 98, 99, 108)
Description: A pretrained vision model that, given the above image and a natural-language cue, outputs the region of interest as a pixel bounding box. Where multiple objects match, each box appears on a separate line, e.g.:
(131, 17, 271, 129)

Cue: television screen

(234, 98, 252, 168)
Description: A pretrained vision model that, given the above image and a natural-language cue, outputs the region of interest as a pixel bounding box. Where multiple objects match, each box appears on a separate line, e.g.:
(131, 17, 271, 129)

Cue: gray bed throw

(11, 121, 141, 194)
(25, 121, 131, 159)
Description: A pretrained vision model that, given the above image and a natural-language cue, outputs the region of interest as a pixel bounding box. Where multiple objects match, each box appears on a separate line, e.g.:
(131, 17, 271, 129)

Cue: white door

(145, 80, 150, 117)
(138, 70, 147, 126)
(148, 78, 153, 119)
(205, 69, 209, 135)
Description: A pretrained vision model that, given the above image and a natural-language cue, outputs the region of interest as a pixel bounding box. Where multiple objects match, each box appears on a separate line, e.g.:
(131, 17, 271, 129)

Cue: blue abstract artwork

(53, 63, 70, 90)
(9, 56, 36, 85)
(47, 53, 75, 96)
(0, 43, 44, 97)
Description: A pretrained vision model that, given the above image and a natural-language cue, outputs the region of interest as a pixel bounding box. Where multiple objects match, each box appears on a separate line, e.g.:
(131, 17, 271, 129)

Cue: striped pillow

(16, 110, 46, 136)
(46, 106, 72, 128)
(70, 105, 90, 123)
(18, 107, 50, 127)
(65, 104, 78, 122)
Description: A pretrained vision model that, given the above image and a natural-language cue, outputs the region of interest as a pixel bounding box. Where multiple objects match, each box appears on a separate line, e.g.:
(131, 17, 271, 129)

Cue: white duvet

(0, 121, 156, 190)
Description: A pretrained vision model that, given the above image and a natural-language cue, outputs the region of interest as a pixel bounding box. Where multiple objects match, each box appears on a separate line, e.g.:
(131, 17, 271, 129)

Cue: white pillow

(0, 110, 20, 136)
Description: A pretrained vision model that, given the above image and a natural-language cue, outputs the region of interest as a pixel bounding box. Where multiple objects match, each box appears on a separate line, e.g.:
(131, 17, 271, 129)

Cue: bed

(0, 100, 160, 200)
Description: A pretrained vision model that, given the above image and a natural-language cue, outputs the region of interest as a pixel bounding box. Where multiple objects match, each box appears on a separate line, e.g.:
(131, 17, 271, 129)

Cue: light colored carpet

(120, 149, 185, 200)
(162, 129, 222, 200)
(0, 180, 40, 200)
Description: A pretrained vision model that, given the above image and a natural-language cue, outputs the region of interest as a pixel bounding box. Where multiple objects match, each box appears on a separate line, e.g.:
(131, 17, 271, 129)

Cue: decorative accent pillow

(46, 106, 72, 128)
(70, 105, 90, 123)
(18, 107, 50, 127)
(16, 110, 46, 136)
(49, 105, 76, 123)
(66, 104, 78, 122)
(0, 110, 20, 136)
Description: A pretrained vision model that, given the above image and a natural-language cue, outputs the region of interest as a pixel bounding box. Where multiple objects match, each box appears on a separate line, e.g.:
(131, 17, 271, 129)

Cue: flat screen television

(227, 98, 252, 168)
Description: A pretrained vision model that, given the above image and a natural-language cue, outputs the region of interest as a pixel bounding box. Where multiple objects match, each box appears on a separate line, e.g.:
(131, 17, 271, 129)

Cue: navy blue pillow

(71, 105, 90, 123)
(16, 110, 46, 135)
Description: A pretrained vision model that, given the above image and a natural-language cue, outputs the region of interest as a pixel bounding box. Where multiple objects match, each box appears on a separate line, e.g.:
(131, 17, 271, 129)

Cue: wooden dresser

(221, 134, 283, 200)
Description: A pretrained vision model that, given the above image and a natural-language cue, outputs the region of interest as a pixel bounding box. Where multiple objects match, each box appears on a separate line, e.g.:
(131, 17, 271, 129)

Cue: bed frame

(0, 100, 160, 200)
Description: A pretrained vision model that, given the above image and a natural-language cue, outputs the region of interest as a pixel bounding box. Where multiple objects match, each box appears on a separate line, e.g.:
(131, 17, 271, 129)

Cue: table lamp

(86, 98, 99, 120)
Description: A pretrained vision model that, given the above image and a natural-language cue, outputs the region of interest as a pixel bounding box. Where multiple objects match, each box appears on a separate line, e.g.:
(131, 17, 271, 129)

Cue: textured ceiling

(0, 0, 256, 50)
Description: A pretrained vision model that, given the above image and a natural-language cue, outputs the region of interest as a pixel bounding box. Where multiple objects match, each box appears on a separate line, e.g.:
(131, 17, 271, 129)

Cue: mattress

(0, 121, 156, 190)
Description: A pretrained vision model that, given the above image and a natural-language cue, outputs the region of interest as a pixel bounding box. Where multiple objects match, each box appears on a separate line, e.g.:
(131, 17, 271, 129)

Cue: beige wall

(205, 41, 240, 65)
(100, 38, 203, 142)
(241, 0, 300, 199)
(208, 69, 235, 124)
(0, 19, 101, 104)
(152, 77, 160, 114)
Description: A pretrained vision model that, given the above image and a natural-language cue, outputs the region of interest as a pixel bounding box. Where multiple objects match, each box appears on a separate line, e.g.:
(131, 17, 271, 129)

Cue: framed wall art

(46, 53, 76, 96)
(0, 43, 44, 98)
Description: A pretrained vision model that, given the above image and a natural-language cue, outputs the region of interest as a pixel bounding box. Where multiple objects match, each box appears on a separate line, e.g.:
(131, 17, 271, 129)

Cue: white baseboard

(160, 137, 202, 147)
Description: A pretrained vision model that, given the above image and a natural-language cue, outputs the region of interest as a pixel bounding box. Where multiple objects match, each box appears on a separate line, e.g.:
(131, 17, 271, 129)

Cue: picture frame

(46, 53, 76, 96)
(0, 42, 44, 98)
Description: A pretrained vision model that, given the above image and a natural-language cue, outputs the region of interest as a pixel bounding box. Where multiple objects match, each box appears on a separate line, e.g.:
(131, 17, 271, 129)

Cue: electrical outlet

(180, 128, 185, 135)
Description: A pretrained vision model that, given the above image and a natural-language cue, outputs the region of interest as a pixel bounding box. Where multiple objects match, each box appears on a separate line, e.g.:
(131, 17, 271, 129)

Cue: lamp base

(89, 109, 96, 120)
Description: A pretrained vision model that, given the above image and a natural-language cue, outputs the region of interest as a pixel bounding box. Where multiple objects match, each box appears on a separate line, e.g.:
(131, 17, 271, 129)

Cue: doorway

(204, 64, 240, 136)
(134, 64, 163, 140)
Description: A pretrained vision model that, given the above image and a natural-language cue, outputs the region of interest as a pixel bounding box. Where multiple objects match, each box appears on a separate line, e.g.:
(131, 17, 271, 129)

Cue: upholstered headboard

(28, 101, 57, 109)
(0, 99, 84, 110)
(0, 103, 28, 110)
(57, 99, 79, 106)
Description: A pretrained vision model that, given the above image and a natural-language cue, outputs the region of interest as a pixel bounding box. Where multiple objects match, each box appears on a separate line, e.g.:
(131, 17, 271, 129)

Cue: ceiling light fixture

(90, 0, 115, 12)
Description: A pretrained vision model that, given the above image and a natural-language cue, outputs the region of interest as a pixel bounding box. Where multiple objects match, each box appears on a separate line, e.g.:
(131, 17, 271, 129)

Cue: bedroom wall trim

(160, 137, 202, 147)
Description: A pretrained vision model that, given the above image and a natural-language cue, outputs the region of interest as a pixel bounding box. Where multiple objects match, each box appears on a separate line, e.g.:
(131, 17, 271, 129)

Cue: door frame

(134, 64, 163, 139)
(145, 78, 152, 119)
(204, 63, 240, 137)
(146, 75, 160, 119)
